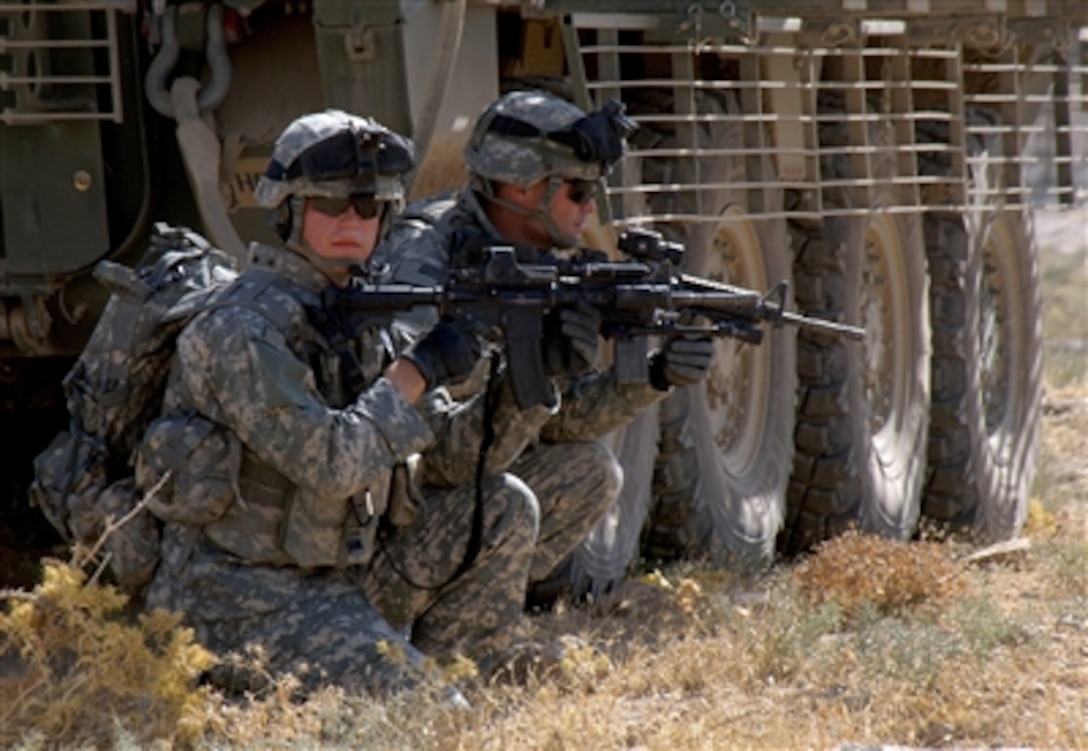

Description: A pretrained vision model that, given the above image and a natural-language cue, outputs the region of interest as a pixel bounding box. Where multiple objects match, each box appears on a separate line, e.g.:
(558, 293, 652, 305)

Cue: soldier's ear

(495, 180, 534, 209)
(491, 181, 515, 200)
(273, 200, 292, 241)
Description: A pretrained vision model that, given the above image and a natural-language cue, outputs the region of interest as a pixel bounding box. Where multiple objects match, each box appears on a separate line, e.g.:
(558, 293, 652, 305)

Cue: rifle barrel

(779, 310, 867, 340)
(678, 272, 865, 340)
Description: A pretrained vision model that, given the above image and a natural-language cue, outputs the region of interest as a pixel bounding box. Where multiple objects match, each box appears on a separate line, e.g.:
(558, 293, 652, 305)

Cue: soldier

(136, 110, 543, 700)
(371, 90, 715, 609)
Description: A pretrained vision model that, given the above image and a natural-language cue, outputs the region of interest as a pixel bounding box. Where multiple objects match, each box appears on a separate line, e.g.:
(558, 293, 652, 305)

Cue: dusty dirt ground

(1035, 384, 1088, 546)
(1033, 205, 1088, 522)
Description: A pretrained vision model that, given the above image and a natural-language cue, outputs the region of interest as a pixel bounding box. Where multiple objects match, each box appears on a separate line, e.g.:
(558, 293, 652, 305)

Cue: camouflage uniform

(144, 237, 565, 694)
(139, 111, 552, 698)
(371, 190, 666, 599)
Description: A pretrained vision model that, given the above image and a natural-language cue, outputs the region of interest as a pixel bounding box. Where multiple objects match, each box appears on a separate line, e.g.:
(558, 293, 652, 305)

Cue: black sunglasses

(564, 179, 598, 206)
(309, 194, 382, 220)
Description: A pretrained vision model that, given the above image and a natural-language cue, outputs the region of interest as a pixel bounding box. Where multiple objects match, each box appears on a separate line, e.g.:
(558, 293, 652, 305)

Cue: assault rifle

(331, 228, 866, 409)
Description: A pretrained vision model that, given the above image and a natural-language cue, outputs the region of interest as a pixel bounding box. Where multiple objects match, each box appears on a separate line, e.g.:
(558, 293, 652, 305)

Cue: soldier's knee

(582, 441, 624, 505)
(490, 472, 540, 539)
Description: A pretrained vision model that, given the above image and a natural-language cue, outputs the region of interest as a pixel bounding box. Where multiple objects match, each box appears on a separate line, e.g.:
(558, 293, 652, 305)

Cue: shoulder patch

(250, 337, 317, 409)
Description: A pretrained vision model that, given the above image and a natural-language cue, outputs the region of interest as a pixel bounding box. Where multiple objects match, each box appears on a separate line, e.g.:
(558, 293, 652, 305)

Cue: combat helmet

(255, 109, 414, 250)
(464, 90, 635, 246)
(465, 90, 634, 187)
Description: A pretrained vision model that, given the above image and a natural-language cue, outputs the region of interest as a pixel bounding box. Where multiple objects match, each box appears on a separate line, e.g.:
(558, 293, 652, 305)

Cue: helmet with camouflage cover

(255, 109, 414, 250)
(464, 90, 636, 247)
(465, 90, 634, 187)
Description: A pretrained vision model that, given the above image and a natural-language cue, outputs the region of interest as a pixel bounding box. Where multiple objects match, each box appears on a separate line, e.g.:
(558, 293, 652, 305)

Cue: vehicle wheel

(918, 109, 1042, 541)
(780, 93, 930, 555)
(545, 86, 797, 598)
(636, 90, 795, 568)
(640, 386, 710, 561)
(647, 204, 796, 567)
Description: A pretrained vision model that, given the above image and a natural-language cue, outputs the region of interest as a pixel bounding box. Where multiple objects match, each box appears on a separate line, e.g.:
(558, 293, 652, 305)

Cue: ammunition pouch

(30, 426, 109, 543)
(139, 414, 413, 569)
(136, 413, 242, 526)
(32, 427, 161, 591)
(202, 452, 293, 566)
(95, 478, 162, 590)
(204, 447, 393, 568)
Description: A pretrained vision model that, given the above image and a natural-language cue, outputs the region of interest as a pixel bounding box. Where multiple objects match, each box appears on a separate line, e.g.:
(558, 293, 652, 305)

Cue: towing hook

(145, 3, 232, 119)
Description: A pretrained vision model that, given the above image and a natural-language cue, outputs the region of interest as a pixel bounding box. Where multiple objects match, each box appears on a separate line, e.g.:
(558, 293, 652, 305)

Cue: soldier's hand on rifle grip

(401, 317, 482, 391)
(649, 335, 715, 390)
(542, 301, 601, 377)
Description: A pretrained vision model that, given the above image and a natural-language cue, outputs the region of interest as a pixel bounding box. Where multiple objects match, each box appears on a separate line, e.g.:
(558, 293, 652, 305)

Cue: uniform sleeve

(540, 368, 666, 443)
(175, 306, 435, 499)
(413, 365, 558, 487)
(418, 361, 663, 481)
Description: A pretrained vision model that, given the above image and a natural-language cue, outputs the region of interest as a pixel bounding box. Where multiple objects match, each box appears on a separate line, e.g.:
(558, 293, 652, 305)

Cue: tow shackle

(144, 3, 231, 119)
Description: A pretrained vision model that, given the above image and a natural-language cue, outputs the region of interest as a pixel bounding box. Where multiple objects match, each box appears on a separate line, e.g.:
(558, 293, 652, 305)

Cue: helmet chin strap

(477, 175, 579, 248)
(536, 175, 580, 248)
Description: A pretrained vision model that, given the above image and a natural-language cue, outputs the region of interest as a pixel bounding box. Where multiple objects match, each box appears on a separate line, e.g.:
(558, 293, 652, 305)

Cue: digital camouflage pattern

(140, 240, 573, 696)
(253, 109, 413, 208)
(360, 441, 622, 663)
(139, 98, 657, 695)
(29, 224, 238, 592)
(371, 186, 672, 591)
(464, 90, 604, 187)
(143, 242, 430, 693)
(374, 187, 669, 440)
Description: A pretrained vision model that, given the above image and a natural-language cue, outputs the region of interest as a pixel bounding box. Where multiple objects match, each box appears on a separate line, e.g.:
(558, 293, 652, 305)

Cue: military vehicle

(2, 0, 1085, 591)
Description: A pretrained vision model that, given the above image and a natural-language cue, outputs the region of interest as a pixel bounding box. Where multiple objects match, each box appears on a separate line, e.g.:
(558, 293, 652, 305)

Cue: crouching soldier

(136, 110, 540, 700)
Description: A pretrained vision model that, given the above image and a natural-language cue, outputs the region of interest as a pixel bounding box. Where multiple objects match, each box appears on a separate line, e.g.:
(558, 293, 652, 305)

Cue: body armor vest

(195, 259, 395, 568)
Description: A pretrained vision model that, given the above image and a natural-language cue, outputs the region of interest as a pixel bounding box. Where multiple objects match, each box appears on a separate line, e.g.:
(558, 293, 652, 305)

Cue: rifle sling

(376, 351, 500, 593)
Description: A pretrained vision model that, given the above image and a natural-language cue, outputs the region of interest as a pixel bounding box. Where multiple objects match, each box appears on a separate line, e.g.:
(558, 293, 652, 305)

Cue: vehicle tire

(779, 92, 931, 555)
(646, 207, 796, 568)
(640, 386, 710, 561)
(541, 86, 797, 599)
(917, 109, 1042, 541)
(636, 88, 796, 568)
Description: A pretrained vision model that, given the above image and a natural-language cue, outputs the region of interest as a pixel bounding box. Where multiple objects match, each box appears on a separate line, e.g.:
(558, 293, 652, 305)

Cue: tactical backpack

(30, 223, 238, 591)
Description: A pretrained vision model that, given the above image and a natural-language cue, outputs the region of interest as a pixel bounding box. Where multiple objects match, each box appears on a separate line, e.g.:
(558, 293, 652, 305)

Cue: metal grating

(0, 0, 135, 125)
(568, 15, 1088, 229)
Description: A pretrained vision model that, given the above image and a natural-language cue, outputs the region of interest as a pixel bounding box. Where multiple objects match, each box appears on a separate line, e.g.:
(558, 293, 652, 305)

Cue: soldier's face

(520, 177, 596, 246)
(302, 197, 382, 265)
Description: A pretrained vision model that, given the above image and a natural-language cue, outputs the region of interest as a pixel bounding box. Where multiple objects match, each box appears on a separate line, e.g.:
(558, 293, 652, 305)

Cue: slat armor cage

(0, 0, 135, 125)
(562, 9, 1087, 229)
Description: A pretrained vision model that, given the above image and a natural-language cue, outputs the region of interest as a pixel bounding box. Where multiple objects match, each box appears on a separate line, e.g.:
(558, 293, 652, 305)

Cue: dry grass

(3, 481, 1085, 750)
(792, 532, 968, 621)
(0, 563, 215, 748)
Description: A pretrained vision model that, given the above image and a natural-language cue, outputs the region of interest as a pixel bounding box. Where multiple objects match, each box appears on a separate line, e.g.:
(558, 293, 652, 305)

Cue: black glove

(401, 318, 482, 390)
(649, 335, 715, 390)
(541, 301, 601, 377)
